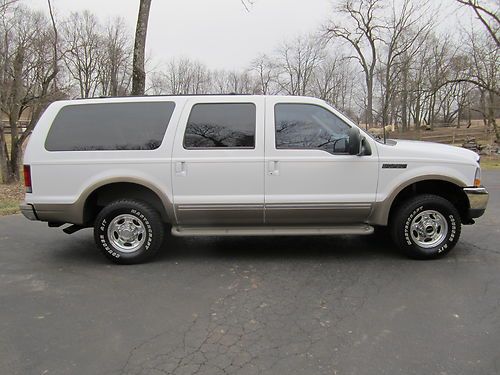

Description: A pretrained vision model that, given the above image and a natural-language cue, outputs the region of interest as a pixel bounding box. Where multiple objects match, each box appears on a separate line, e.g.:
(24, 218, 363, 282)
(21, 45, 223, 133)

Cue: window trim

(273, 102, 352, 155)
(182, 102, 257, 151)
(44, 101, 176, 152)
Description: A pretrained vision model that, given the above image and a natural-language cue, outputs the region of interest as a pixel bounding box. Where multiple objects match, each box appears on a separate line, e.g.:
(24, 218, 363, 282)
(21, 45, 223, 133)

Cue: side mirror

(348, 127, 361, 155)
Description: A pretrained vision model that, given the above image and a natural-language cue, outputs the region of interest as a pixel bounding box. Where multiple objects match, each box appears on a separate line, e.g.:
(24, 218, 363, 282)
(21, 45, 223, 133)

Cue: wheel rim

(107, 214, 146, 253)
(410, 210, 448, 249)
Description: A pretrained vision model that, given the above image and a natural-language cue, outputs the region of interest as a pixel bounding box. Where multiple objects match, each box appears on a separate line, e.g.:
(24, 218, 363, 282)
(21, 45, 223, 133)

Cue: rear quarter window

(45, 102, 175, 151)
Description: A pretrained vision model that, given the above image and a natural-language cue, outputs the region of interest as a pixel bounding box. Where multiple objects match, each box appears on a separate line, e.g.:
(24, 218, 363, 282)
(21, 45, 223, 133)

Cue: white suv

(20, 95, 489, 264)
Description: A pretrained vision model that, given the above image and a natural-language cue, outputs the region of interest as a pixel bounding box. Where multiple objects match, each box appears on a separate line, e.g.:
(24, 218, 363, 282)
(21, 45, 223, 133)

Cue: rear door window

(183, 103, 256, 149)
(45, 102, 175, 151)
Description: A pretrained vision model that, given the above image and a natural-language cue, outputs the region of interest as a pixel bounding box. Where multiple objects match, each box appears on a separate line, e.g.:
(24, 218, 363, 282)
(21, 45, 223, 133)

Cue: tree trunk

(488, 90, 499, 141)
(131, 0, 152, 96)
(428, 93, 436, 130)
(3, 46, 25, 182)
(414, 96, 421, 133)
(9, 142, 21, 182)
(480, 90, 488, 129)
(366, 77, 374, 128)
(0, 127, 11, 184)
(382, 62, 391, 128)
(401, 68, 408, 132)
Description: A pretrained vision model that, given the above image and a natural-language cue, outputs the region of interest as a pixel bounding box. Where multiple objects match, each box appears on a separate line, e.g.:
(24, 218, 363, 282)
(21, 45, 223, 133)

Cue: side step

(172, 225, 374, 237)
(62, 224, 86, 235)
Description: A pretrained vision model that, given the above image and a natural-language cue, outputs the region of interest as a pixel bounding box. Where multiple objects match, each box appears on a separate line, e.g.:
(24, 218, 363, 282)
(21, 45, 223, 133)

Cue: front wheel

(390, 194, 461, 259)
(94, 199, 164, 264)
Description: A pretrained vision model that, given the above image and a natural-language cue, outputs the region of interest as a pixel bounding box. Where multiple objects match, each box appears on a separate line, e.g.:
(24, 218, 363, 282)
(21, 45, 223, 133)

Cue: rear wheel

(390, 194, 461, 259)
(94, 199, 164, 264)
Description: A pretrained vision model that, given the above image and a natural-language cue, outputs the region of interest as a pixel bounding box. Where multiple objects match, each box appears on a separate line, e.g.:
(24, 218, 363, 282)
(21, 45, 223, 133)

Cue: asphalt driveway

(1, 172, 499, 375)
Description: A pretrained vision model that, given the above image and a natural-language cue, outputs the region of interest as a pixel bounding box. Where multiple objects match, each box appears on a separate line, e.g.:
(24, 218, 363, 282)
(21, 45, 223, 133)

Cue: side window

(45, 102, 175, 151)
(275, 103, 351, 154)
(183, 103, 256, 149)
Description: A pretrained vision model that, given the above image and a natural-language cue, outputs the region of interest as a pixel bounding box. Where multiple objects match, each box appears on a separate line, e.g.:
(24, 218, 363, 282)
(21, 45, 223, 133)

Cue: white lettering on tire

(101, 209, 154, 257)
(404, 206, 423, 246)
(403, 205, 456, 253)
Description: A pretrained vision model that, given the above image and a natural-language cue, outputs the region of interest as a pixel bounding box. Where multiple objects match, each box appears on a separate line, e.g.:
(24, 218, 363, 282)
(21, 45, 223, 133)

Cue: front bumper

(20, 202, 38, 221)
(464, 187, 489, 219)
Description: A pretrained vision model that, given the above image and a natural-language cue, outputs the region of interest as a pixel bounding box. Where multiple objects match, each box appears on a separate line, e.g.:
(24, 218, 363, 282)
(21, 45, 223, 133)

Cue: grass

(481, 156, 500, 170)
(0, 133, 24, 215)
(0, 182, 23, 216)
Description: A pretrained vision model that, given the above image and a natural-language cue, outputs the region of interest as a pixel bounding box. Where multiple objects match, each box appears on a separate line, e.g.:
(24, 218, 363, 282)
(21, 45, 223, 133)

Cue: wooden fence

(1, 121, 29, 135)
(389, 126, 492, 145)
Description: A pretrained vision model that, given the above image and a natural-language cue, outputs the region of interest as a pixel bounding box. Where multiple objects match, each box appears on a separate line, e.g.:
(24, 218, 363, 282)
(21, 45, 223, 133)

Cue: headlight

(474, 167, 481, 187)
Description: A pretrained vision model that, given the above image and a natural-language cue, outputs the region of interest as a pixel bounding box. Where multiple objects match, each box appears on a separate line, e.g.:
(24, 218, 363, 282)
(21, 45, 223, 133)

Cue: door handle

(175, 161, 187, 177)
(268, 160, 280, 176)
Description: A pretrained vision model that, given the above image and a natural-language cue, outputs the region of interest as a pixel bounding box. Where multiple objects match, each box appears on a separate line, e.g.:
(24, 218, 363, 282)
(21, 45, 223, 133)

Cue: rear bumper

(464, 187, 489, 219)
(20, 202, 39, 221)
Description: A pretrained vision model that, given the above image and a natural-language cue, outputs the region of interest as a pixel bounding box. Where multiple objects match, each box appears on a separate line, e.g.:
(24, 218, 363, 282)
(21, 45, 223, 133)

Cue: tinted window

(184, 103, 255, 149)
(45, 102, 175, 151)
(275, 104, 351, 154)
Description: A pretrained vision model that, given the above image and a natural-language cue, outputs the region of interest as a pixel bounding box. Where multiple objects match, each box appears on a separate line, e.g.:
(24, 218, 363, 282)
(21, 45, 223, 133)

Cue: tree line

(0, 0, 498, 183)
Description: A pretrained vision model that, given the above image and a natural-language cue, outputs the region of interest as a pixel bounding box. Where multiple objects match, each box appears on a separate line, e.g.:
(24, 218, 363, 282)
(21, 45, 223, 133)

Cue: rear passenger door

(171, 97, 265, 226)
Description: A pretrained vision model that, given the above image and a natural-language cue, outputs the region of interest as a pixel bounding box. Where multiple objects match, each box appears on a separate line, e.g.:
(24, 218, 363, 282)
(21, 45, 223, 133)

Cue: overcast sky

(27, 0, 333, 70)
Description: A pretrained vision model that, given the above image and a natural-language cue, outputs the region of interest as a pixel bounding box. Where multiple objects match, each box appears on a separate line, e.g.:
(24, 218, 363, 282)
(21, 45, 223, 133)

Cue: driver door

(264, 97, 379, 224)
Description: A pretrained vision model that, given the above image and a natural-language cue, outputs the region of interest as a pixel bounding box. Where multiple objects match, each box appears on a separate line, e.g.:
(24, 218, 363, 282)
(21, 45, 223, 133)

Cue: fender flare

(78, 177, 175, 224)
(368, 174, 467, 226)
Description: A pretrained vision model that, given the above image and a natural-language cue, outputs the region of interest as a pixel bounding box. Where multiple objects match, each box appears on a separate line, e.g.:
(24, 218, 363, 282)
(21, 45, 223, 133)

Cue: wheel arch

(369, 175, 469, 226)
(80, 178, 174, 225)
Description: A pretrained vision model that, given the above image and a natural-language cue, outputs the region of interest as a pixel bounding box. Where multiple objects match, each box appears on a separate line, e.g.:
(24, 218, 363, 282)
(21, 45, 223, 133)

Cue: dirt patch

(0, 182, 24, 215)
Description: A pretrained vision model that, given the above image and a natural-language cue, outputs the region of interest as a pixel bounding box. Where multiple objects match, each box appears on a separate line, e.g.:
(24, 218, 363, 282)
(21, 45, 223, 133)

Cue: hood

(382, 139, 480, 166)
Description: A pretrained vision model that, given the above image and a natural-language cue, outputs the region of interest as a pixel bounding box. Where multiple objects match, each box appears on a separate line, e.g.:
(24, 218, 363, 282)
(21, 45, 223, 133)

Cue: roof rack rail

(74, 93, 255, 100)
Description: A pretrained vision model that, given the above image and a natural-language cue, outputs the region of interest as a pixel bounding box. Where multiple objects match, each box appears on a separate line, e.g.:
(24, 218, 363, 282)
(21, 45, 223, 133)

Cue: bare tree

(240, 0, 255, 12)
(464, 30, 499, 139)
(0, 0, 18, 13)
(378, 0, 433, 129)
(250, 54, 277, 94)
(423, 36, 459, 129)
(100, 17, 133, 96)
(406, 40, 432, 130)
(190, 61, 212, 94)
(131, 0, 151, 96)
(62, 11, 103, 98)
(47, 0, 59, 84)
(0, 5, 61, 182)
(167, 58, 195, 95)
(312, 54, 356, 113)
(275, 34, 325, 96)
(456, 0, 500, 47)
(212, 69, 255, 94)
(396, 30, 433, 132)
(326, 0, 385, 127)
(151, 58, 211, 95)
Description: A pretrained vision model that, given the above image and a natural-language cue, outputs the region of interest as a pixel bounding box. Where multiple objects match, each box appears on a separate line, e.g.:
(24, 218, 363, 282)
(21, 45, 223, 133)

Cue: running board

(171, 225, 374, 237)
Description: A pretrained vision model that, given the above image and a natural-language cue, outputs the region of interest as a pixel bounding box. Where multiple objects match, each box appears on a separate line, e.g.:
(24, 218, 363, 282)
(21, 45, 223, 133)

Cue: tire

(390, 194, 461, 259)
(94, 199, 164, 264)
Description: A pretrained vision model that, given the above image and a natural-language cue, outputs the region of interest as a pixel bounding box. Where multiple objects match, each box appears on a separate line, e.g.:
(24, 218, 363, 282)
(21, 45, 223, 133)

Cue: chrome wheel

(107, 214, 146, 253)
(410, 210, 448, 248)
